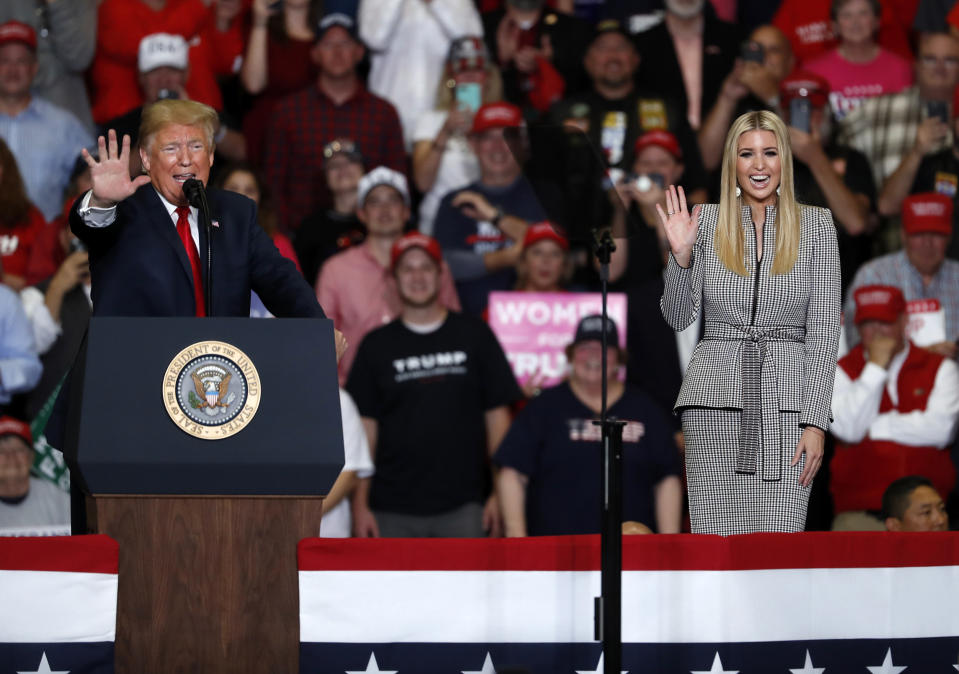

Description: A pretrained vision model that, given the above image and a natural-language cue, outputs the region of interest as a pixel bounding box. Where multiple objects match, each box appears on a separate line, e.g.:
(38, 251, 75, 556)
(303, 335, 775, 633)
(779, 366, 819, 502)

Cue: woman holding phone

(241, 0, 323, 164)
(659, 110, 841, 535)
(412, 36, 503, 235)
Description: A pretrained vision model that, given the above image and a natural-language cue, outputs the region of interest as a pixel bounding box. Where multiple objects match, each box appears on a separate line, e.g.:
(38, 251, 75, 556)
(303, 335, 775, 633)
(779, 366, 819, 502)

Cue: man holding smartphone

(878, 84, 959, 262)
(698, 25, 795, 172)
(782, 70, 877, 292)
(839, 32, 959, 192)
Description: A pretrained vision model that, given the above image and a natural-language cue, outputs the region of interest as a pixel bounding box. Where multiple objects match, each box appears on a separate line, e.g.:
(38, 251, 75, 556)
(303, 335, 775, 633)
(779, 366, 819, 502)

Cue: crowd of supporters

(1, 0, 959, 537)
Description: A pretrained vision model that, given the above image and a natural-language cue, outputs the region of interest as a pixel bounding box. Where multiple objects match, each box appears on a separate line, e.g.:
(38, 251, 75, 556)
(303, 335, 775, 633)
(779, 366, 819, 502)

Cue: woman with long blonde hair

(658, 110, 841, 535)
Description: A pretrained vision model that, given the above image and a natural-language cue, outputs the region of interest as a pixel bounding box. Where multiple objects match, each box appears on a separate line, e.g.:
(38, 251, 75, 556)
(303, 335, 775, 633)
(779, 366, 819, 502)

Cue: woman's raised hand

(655, 184, 700, 268)
(81, 129, 151, 208)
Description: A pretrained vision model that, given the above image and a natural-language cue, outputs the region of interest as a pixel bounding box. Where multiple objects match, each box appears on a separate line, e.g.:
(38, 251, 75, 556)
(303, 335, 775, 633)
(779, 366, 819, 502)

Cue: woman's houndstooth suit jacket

(661, 203, 841, 487)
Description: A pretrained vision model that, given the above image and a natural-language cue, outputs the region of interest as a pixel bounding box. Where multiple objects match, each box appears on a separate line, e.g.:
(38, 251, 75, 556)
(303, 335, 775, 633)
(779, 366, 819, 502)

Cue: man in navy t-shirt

(433, 102, 560, 316)
(495, 315, 682, 535)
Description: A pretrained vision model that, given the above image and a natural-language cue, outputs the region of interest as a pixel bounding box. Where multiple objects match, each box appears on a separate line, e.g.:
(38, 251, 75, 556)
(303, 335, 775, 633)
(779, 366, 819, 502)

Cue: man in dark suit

(71, 100, 344, 354)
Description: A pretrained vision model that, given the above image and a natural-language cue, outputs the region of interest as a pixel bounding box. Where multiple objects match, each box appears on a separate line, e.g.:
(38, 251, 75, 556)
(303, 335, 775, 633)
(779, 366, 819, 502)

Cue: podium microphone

(182, 178, 213, 316)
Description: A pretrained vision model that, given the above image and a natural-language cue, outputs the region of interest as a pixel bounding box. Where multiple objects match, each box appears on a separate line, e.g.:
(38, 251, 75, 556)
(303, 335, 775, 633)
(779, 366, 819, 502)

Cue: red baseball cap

(0, 21, 37, 51)
(523, 221, 569, 250)
(471, 102, 523, 134)
(779, 70, 830, 109)
(634, 130, 682, 160)
(902, 193, 953, 236)
(0, 415, 32, 446)
(853, 285, 906, 325)
(391, 232, 443, 269)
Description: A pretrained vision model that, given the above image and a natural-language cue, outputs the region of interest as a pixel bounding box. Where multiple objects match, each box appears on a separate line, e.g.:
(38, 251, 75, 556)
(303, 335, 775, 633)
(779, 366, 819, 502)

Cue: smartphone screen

(740, 41, 765, 64)
(454, 83, 482, 114)
(790, 98, 812, 133)
(926, 100, 949, 123)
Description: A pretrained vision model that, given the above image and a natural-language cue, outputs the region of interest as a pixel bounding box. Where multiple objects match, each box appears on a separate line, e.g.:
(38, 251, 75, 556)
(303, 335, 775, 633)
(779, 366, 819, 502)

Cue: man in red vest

(830, 284, 959, 530)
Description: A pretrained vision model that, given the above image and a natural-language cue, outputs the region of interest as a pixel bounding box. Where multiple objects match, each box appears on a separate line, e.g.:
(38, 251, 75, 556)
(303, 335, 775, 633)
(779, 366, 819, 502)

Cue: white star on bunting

(462, 653, 497, 674)
(346, 652, 397, 674)
(691, 652, 739, 674)
(575, 652, 627, 673)
(18, 653, 69, 674)
(789, 650, 824, 674)
(866, 648, 907, 674)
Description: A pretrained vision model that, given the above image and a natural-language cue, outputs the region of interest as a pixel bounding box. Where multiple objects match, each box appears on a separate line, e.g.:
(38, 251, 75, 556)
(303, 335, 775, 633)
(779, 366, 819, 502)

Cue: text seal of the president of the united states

(162, 340, 261, 439)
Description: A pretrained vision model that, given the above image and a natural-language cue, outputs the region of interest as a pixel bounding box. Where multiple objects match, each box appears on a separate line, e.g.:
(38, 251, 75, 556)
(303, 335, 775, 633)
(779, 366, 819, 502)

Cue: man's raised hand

(81, 129, 151, 208)
(655, 184, 700, 268)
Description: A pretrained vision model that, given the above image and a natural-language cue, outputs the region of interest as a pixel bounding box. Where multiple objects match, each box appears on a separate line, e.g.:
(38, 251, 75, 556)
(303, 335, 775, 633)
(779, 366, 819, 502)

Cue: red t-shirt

(773, 0, 913, 67)
(0, 207, 48, 282)
(90, 0, 235, 123)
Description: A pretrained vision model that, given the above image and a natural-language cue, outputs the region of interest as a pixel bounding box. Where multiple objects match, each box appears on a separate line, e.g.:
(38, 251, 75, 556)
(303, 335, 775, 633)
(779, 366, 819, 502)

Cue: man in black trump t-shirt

(346, 232, 522, 538)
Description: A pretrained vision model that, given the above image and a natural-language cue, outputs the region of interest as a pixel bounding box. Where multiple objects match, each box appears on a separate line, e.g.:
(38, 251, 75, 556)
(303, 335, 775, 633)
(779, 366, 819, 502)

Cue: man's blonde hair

(716, 110, 800, 276)
(139, 99, 218, 152)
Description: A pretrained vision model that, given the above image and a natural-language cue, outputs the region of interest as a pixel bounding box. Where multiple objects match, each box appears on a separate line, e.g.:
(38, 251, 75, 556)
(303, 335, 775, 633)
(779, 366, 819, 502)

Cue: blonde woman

(411, 37, 503, 236)
(658, 110, 841, 535)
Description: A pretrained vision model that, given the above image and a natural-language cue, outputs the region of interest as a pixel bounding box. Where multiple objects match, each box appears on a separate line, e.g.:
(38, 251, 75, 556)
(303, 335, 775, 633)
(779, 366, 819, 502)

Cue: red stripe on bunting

(0, 534, 118, 574)
(298, 532, 959, 572)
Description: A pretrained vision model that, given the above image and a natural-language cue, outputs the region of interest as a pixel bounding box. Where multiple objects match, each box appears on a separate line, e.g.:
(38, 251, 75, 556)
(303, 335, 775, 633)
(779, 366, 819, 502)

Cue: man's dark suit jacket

(70, 185, 325, 318)
(625, 275, 698, 428)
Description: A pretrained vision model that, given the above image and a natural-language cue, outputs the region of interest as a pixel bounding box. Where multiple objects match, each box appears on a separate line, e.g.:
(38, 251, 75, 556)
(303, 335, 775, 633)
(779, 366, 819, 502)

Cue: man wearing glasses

(839, 32, 959, 191)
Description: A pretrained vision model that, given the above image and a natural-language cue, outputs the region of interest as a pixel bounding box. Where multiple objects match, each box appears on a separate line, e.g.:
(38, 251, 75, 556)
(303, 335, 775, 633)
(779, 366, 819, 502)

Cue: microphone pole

(183, 178, 213, 316)
(592, 228, 626, 674)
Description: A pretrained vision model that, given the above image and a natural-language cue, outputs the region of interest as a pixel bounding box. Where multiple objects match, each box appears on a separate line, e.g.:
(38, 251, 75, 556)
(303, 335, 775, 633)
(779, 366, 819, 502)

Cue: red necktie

(175, 206, 206, 317)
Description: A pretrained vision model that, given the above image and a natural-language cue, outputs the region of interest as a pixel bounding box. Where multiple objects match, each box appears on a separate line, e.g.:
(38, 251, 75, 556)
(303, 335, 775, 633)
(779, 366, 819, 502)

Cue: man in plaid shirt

(844, 193, 959, 359)
(264, 14, 407, 233)
(838, 32, 959, 191)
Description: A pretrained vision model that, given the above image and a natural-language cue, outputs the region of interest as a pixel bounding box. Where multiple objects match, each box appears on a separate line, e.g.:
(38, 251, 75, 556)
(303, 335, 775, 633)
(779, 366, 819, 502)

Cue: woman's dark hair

(212, 161, 279, 236)
(0, 138, 33, 229)
(830, 0, 881, 21)
(269, 0, 325, 42)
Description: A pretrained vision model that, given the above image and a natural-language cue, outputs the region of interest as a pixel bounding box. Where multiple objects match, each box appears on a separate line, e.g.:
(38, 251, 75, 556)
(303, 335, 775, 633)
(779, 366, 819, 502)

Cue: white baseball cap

(357, 166, 410, 207)
(138, 33, 189, 73)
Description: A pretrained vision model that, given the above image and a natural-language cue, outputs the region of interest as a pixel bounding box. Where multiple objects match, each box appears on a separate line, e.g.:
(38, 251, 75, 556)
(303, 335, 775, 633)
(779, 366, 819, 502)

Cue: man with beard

(346, 232, 522, 537)
(540, 20, 708, 252)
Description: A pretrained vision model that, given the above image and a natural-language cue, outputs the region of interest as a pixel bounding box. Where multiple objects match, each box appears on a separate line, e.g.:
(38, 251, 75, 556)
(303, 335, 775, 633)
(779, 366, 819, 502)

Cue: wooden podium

(63, 318, 344, 673)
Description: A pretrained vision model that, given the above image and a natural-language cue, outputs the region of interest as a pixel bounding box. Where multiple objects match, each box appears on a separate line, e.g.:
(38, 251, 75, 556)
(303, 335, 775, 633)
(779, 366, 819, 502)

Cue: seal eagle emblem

(163, 340, 261, 439)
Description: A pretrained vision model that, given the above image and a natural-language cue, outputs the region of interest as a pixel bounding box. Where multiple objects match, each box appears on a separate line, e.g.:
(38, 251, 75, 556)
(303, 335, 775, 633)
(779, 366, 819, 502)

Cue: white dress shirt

(79, 188, 201, 250)
(831, 343, 959, 447)
(21, 283, 92, 355)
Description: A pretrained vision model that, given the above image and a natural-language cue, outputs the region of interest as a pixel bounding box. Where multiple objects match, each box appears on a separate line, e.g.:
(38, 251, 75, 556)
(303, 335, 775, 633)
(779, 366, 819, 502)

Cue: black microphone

(182, 178, 206, 210)
(181, 178, 214, 315)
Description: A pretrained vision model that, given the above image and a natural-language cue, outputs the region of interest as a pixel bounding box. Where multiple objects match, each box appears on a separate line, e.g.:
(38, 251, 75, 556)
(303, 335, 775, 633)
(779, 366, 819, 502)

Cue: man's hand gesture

(655, 185, 700, 268)
(81, 129, 151, 208)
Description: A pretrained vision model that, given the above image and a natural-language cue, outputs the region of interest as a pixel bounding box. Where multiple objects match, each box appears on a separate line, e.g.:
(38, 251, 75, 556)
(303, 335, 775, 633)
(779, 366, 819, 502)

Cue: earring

(776, 185, 781, 196)
(735, 186, 741, 197)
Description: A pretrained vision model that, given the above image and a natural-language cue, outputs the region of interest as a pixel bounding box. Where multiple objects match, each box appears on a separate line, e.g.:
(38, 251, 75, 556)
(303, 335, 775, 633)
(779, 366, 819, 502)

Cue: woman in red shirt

(213, 161, 302, 273)
(0, 140, 47, 290)
(240, 0, 323, 165)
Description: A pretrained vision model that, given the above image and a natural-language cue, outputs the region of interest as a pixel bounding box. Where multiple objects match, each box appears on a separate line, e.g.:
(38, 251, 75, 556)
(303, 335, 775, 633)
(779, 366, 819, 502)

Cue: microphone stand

(592, 228, 626, 674)
(184, 180, 214, 316)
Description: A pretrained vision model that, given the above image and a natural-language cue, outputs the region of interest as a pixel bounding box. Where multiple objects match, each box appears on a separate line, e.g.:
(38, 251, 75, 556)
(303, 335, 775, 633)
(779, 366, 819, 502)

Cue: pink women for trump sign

(487, 291, 628, 388)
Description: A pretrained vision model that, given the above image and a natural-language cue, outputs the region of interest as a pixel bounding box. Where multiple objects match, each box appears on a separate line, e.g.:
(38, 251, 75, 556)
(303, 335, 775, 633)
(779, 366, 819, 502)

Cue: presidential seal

(162, 340, 261, 439)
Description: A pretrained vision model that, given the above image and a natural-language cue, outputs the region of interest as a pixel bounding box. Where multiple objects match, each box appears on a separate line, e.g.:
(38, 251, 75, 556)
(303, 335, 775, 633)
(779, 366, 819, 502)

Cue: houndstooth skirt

(682, 407, 810, 535)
